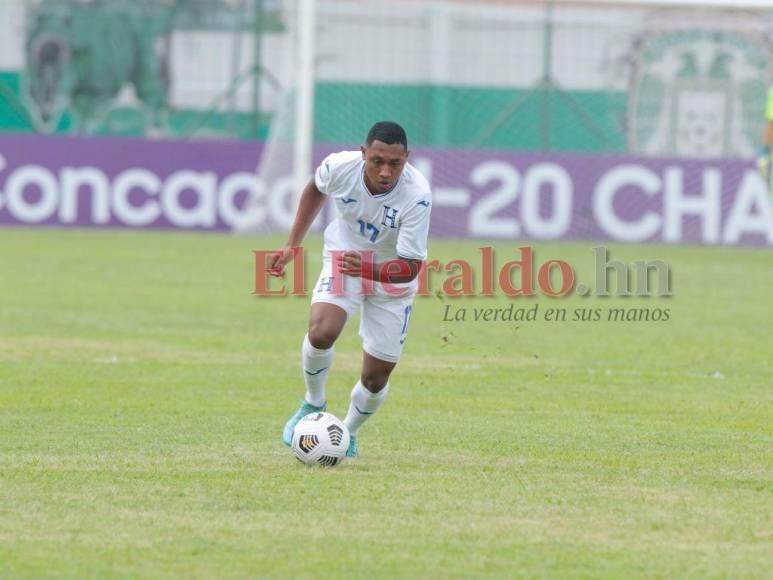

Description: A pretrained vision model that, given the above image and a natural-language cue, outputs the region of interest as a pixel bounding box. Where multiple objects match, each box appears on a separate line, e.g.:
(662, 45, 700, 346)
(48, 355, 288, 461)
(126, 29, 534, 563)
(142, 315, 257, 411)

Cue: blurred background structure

(3, 0, 771, 152)
(0, 0, 772, 244)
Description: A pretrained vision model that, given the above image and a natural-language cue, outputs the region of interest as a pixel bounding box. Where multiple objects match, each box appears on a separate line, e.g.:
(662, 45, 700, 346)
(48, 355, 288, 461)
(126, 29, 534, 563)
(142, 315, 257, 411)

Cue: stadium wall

(2, 0, 771, 156)
(0, 73, 625, 150)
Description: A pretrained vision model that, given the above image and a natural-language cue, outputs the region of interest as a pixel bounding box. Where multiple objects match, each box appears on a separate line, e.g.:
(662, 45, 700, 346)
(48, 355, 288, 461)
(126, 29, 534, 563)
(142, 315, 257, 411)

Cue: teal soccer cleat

(282, 400, 326, 446)
(346, 434, 357, 458)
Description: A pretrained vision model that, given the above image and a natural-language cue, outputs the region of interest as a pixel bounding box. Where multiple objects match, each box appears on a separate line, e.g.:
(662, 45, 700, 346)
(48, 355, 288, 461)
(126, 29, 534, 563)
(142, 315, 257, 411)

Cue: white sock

(302, 334, 333, 407)
(344, 380, 389, 435)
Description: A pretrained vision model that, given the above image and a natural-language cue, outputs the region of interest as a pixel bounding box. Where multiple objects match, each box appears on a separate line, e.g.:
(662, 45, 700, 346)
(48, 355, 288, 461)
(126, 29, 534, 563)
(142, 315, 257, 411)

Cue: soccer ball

(291, 412, 350, 467)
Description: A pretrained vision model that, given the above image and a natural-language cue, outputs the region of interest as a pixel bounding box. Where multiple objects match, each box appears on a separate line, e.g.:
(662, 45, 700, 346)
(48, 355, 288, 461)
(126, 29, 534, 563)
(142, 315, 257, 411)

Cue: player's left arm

(338, 195, 431, 282)
(338, 252, 423, 283)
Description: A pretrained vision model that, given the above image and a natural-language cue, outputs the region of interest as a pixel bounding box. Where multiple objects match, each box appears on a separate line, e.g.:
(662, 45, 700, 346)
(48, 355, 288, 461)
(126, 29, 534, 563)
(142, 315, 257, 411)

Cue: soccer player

(757, 85, 773, 191)
(268, 121, 432, 458)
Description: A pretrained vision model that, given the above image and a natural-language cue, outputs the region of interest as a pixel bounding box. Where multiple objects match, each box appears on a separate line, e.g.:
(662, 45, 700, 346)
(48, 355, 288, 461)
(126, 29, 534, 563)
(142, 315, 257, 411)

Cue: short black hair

(366, 121, 408, 149)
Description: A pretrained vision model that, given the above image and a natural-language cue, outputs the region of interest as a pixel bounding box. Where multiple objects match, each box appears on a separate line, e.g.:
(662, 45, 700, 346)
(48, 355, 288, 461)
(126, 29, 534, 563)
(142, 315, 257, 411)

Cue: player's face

(361, 140, 409, 195)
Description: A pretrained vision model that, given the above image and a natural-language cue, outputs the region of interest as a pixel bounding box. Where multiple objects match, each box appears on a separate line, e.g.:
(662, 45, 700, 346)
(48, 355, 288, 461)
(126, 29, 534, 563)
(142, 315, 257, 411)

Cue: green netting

(314, 83, 627, 151)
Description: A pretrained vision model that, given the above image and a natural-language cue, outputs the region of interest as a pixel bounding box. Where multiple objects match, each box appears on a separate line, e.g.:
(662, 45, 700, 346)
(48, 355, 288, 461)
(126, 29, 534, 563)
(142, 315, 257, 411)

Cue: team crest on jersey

(381, 206, 399, 228)
(623, 12, 771, 158)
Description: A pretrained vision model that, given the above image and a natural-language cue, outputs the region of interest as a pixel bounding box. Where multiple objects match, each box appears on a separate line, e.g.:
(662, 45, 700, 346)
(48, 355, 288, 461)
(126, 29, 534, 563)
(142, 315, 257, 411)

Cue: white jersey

(314, 151, 432, 264)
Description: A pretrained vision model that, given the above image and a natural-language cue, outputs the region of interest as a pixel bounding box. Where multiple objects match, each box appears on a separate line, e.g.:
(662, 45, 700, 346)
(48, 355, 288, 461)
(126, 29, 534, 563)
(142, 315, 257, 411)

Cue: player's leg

(282, 303, 348, 445)
(283, 258, 361, 446)
(343, 292, 413, 457)
(303, 302, 347, 404)
(343, 352, 396, 457)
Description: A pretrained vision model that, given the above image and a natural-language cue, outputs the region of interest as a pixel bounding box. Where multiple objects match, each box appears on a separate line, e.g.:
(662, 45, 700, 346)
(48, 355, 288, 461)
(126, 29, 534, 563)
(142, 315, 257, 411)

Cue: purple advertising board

(0, 134, 771, 246)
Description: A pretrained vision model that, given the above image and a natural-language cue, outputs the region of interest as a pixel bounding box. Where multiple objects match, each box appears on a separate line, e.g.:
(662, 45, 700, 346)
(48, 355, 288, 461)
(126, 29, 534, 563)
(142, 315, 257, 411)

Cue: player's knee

(307, 323, 338, 350)
(360, 372, 389, 393)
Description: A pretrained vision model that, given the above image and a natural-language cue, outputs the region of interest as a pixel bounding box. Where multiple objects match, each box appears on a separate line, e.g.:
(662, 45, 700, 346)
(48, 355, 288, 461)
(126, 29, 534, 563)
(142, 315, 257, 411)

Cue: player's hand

(267, 246, 295, 277)
(758, 146, 771, 180)
(337, 251, 362, 276)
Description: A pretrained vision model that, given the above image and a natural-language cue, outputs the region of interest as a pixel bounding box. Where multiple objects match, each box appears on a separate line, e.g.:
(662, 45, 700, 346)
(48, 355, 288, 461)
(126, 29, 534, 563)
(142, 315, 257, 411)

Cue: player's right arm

(268, 179, 326, 276)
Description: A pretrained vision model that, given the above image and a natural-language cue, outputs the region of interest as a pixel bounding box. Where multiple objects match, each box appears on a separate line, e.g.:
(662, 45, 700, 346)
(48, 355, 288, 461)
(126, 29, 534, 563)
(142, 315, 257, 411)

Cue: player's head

(361, 121, 410, 195)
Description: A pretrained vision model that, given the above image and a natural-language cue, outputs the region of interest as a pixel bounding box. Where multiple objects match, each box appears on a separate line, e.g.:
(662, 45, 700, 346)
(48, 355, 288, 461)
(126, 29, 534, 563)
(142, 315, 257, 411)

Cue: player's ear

(404, 148, 411, 160)
(360, 145, 367, 159)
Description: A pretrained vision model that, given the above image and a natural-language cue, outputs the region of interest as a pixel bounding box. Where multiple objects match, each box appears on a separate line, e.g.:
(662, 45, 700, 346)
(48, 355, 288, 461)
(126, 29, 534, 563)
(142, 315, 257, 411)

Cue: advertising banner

(0, 134, 771, 246)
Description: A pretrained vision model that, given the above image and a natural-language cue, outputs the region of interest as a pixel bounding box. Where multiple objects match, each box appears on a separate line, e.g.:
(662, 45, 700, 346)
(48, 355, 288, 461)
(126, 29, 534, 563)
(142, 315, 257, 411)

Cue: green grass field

(0, 227, 771, 578)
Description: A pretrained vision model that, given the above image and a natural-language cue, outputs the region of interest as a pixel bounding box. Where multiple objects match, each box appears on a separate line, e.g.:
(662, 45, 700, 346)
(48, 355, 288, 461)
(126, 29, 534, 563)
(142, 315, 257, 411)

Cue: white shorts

(311, 257, 416, 363)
